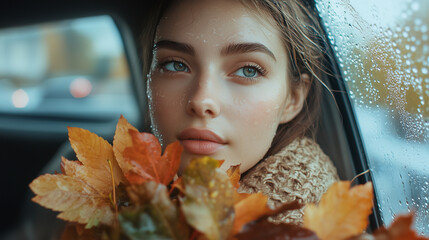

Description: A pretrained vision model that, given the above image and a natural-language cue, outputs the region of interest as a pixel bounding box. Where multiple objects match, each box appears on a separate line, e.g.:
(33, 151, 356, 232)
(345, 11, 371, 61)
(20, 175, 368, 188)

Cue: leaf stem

(107, 159, 119, 221)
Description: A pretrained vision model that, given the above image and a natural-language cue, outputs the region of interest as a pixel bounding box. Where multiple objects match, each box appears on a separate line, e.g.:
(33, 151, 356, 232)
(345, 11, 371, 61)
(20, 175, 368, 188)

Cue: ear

(280, 73, 311, 124)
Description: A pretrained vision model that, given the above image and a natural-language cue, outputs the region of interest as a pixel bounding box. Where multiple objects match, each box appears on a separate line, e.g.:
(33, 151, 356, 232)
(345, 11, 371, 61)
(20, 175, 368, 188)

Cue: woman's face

(149, 0, 298, 173)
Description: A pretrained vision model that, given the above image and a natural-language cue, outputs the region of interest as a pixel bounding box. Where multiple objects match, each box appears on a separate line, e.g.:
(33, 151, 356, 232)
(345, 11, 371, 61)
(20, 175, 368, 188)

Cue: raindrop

(414, 18, 423, 25)
(411, 2, 420, 12)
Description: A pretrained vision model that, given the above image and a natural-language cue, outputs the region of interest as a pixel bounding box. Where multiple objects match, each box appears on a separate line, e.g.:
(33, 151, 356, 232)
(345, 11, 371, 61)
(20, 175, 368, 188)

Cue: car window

(0, 15, 139, 138)
(317, 0, 429, 235)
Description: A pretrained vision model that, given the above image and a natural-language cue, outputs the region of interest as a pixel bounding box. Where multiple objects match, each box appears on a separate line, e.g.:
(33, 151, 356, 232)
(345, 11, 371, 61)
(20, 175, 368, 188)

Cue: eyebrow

(154, 40, 276, 61)
(155, 40, 195, 55)
(221, 42, 276, 61)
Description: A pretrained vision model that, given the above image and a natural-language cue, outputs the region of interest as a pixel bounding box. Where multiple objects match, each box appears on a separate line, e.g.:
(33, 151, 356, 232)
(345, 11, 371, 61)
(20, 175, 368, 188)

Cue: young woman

(142, 0, 339, 224)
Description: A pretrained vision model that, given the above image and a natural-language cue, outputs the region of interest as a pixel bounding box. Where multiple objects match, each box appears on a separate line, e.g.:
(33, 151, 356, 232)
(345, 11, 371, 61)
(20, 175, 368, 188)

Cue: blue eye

(163, 61, 189, 72)
(234, 66, 260, 78)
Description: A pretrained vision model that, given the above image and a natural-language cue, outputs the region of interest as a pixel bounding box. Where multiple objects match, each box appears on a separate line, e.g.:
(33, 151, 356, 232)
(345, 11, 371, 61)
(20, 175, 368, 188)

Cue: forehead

(156, 0, 285, 52)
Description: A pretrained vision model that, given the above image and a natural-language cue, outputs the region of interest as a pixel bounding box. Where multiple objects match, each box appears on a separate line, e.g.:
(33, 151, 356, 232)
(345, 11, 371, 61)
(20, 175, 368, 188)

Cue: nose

(186, 73, 221, 118)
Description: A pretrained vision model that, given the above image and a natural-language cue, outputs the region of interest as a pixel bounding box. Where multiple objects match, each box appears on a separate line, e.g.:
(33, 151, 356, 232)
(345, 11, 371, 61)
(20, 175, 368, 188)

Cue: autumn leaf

(30, 127, 127, 227)
(232, 193, 271, 235)
(371, 213, 429, 240)
(226, 165, 241, 189)
(235, 219, 318, 240)
(181, 157, 235, 240)
(113, 115, 183, 185)
(119, 181, 190, 240)
(67, 126, 125, 195)
(30, 174, 115, 227)
(232, 194, 303, 236)
(121, 130, 183, 185)
(303, 181, 373, 240)
(61, 223, 113, 240)
(112, 115, 139, 177)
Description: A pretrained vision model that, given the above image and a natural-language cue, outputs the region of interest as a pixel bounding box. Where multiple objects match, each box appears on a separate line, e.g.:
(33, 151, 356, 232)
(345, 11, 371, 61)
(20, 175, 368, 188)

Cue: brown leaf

(303, 181, 373, 240)
(30, 174, 114, 226)
(234, 219, 319, 240)
(120, 182, 190, 240)
(372, 213, 429, 240)
(61, 223, 112, 240)
(181, 157, 235, 240)
(122, 130, 183, 185)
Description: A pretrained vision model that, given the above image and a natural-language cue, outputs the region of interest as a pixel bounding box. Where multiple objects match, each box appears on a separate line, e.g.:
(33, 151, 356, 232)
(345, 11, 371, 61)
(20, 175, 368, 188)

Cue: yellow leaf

(30, 125, 128, 227)
(112, 115, 138, 176)
(68, 127, 125, 195)
(303, 181, 373, 240)
(30, 174, 114, 226)
(181, 157, 235, 240)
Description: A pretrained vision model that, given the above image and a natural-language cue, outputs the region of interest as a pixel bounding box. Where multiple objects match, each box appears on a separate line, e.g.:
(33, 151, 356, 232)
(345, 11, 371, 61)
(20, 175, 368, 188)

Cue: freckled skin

(148, 0, 304, 173)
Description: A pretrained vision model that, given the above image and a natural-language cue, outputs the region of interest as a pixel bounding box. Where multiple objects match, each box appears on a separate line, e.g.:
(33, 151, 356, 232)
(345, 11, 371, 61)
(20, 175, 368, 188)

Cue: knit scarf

(239, 137, 339, 225)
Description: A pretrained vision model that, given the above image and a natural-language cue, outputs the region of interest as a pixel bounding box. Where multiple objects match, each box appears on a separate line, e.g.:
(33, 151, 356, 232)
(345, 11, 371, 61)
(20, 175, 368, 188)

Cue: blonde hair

(141, 0, 329, 157)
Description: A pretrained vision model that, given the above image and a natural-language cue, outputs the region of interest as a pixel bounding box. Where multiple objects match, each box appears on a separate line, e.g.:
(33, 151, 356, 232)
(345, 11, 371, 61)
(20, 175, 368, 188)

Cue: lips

(178, 128, 226, 155)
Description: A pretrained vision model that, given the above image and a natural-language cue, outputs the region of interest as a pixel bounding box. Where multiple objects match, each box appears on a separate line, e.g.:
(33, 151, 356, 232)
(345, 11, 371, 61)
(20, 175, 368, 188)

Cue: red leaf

(122, 130, 183, 185)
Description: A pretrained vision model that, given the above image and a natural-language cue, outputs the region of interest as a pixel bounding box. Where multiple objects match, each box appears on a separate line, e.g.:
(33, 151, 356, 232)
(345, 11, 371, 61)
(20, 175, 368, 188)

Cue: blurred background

(0, 15, 139, 136)
(0, 14, 141, 234)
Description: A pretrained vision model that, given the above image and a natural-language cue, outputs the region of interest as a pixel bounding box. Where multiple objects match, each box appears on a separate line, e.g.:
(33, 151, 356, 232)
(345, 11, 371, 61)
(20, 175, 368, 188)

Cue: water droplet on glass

(411, 2, 420, 11)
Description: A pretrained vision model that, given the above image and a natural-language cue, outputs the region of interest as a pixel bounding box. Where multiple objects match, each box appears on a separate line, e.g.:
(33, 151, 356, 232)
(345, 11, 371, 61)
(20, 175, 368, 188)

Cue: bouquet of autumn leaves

(30, 116, 429, 240)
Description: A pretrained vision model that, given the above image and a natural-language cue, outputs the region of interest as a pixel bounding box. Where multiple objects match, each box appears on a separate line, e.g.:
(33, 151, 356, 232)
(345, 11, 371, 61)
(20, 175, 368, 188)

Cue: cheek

(147, 78, 187, 142)
(230, 86, 287, 133)
(233, 98, 284, 149)
(225, 89, 287, 172)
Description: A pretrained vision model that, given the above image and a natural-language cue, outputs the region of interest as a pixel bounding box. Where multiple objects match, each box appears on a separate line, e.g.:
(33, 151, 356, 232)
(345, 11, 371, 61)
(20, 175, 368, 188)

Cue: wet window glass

(0, 16, 139, 136)
(317, 0, 429, 235)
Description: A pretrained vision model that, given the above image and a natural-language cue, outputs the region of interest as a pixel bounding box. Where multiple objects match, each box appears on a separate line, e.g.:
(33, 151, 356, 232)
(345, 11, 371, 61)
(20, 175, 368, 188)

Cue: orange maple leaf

(303, 181, 373, 240)
(232, 192, 271, 235)
(113, 116, 183, 185)
(122, 131, 183, 185)
(231, 193, 303, 237)
(112, 115, 138, 177)
(30, 127, 125, 227)
(226, 165, 241, 189)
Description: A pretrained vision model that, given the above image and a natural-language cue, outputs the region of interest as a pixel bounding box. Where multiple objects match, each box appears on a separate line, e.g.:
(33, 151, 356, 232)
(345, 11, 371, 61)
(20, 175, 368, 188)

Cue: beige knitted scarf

(238, 137, 339, 225)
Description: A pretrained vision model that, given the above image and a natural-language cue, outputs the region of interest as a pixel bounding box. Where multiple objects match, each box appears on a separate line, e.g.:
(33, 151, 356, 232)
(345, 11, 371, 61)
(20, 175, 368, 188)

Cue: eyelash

(156, 58, 189, 72)
(240, 64, 267, 76)
(156, 59, 267, 80)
